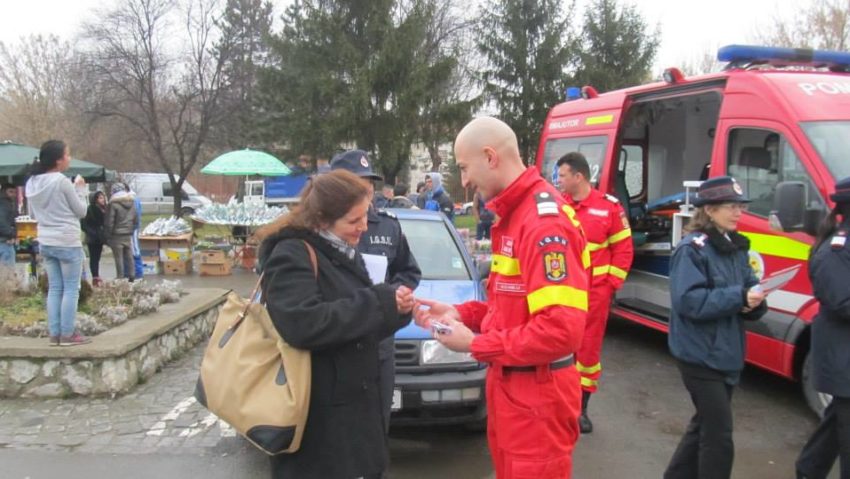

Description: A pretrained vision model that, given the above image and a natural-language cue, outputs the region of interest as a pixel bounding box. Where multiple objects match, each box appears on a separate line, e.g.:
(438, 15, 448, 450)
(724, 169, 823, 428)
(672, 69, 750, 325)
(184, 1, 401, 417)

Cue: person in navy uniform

(329, 150, 421, 442)
(664, 176, 767, 479)
(796, 176, 850, 479)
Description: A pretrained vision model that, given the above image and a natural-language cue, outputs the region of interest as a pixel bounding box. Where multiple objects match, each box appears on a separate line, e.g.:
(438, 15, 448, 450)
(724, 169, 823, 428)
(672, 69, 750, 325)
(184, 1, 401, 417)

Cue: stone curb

(0, 288, 229, 359)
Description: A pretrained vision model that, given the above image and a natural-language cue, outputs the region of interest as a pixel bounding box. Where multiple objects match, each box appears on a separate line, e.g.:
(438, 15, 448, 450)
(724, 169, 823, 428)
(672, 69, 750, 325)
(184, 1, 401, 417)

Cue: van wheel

(802, 351, 831, 419)
(180, 207, 194, 217)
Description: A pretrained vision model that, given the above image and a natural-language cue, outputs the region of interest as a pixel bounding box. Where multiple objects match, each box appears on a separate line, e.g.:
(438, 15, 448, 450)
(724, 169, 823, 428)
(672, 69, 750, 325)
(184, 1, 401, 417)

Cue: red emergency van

(535, 45, 850, 416)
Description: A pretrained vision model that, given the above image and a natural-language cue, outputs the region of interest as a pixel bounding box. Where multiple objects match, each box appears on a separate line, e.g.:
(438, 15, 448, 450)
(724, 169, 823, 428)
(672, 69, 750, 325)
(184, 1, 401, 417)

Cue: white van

(122, 173, 211, 215)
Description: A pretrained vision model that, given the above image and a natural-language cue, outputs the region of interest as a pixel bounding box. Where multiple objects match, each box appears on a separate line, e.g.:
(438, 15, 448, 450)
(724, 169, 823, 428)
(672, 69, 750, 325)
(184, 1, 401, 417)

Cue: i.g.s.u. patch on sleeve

(543, 250, 567, 282)
(831, 230, 848, 249)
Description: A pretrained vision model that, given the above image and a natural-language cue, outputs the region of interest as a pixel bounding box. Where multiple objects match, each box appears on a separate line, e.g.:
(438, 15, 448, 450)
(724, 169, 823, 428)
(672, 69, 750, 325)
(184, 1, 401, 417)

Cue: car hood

(396, 279, 479, 340)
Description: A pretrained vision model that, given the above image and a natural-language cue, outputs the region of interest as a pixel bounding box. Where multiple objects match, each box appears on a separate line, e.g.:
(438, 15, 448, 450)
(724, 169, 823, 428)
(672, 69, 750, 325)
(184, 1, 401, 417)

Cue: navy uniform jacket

(810, 224, 850, 397)
(358, 207, 422, 359)
(668, 229, 767, 384)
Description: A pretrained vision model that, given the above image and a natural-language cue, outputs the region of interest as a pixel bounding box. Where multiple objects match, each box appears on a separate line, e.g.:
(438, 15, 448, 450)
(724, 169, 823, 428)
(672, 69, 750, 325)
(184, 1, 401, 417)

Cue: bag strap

(234, 239, 320, 326)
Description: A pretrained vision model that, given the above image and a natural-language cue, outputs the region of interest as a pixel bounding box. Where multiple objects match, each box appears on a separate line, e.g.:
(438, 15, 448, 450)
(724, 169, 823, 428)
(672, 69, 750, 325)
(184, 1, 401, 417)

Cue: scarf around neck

(319, 229, 357, 260)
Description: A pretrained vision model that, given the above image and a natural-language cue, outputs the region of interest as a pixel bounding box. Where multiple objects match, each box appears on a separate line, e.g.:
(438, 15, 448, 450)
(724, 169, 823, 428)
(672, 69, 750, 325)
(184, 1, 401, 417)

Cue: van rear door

(536, 102, 623, 190)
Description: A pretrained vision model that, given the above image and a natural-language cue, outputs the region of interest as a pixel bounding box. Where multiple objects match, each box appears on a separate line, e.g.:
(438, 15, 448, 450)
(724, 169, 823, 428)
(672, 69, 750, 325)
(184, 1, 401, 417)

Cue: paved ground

(0, 257, 838, 478)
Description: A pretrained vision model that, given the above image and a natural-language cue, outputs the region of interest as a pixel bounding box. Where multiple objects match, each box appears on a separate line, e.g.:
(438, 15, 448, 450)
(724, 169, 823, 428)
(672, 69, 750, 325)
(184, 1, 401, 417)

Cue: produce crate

(199, 262, 232, 276)
(139, 238, 160, 259)
(15, 220, 37, 241)
(200, 249, 228, 265)
(163, 259, 192, 276)
(142, 260, 162, 276)
(160, 247, 191, 262)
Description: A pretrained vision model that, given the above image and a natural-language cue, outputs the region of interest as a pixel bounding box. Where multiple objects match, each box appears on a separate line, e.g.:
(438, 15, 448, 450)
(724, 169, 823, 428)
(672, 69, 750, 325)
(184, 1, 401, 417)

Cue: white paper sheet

(362, 253, 388, 284)
(760, 264, 802, 293)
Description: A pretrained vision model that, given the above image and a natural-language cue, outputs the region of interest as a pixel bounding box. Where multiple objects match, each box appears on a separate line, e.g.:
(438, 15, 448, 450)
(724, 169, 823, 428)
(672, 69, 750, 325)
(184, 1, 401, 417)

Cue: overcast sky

(0, 0, 800, 74)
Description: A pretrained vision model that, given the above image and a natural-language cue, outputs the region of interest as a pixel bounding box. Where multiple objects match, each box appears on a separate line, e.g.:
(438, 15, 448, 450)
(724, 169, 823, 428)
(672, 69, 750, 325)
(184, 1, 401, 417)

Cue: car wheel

(802, 350, 830, 418)
(180, 207, 194, 217)
(463, 206, 472, 215)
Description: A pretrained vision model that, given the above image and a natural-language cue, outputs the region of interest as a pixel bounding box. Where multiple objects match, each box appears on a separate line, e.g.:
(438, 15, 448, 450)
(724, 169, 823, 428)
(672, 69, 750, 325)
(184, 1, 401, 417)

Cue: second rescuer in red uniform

(557, 152, 634, 434)
(414, 117, 589, 478)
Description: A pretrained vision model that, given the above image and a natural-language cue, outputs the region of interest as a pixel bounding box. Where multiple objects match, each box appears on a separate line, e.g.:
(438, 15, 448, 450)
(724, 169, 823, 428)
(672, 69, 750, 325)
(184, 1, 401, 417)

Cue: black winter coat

(81, 196, 106, 245)
(810, 223, 850, 397)
(258, 227, 410, 479)
(0, 197, 16, 241)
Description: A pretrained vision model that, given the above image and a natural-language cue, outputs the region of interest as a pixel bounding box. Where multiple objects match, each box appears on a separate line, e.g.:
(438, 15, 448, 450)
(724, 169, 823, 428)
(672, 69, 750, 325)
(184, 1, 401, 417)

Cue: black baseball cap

(832, 176, 850, 204)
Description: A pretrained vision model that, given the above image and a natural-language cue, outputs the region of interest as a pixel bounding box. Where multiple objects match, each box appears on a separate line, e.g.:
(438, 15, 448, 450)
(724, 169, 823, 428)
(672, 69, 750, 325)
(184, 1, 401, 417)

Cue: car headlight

(420, 340, 477, 365)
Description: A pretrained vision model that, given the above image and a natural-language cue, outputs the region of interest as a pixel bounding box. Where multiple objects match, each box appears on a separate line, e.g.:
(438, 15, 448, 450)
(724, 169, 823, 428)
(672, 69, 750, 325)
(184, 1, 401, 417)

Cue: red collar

(488, 168, 544, 218)
(565, 188, 602, 209)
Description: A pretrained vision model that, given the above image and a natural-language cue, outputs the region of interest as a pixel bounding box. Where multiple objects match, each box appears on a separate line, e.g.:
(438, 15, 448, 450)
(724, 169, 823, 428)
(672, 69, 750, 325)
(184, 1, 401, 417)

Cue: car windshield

(801, 121, 850, 181)
(399, 218, 471, 281)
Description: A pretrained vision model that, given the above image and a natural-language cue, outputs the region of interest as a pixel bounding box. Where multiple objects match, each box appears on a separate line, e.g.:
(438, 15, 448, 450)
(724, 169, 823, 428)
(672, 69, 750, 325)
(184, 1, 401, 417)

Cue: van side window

(162, 182, 190, 201)
(619, 144, 644, 198)
(727, 128, 824, 217)
(539, 135, 608, 186)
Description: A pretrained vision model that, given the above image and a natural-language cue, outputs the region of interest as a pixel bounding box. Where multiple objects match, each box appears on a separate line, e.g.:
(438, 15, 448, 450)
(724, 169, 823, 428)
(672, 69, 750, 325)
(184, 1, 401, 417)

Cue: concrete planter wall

(0, 288, 227, 398)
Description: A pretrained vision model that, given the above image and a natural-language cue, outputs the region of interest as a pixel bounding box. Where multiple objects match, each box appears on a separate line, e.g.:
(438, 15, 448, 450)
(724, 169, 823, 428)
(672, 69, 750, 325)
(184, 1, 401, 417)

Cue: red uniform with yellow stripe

(455, 168, 589, 478)
(565, 189, 634, 393)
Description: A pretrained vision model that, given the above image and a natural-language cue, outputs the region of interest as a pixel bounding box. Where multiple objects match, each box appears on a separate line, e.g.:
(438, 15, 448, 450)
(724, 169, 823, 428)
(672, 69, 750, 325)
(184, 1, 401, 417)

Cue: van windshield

(801, 121, 850, 181)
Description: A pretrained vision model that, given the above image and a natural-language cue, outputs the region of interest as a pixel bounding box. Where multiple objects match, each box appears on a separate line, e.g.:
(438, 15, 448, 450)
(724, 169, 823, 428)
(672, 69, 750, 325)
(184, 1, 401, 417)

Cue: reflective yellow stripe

(576, 361, 602, 374)
(491, 254, 521, 276)
(585, 114, 613, 125)
(582, 247, 591, 270)
(609, 265, 628, 280)
(592, 265, 610, 276)
(740, 232, 810, 261)
(527, 285, 588, 313)
(580, 377, 598, 388)
(587, 241, 608, 252)
(561, 205, 581, 228)
(608, 228, 632, 244)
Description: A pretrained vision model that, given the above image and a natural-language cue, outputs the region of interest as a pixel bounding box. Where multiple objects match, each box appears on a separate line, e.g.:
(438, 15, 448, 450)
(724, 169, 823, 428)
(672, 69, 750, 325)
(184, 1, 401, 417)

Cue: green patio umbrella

(0, 142, 110, 183)
(201, 149, 291, 176)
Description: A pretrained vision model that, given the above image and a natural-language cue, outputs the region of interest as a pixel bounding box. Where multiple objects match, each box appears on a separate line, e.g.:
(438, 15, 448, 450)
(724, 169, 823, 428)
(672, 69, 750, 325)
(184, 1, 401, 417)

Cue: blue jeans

(0, 242, 14, 266)
(41, 245, 83, 337)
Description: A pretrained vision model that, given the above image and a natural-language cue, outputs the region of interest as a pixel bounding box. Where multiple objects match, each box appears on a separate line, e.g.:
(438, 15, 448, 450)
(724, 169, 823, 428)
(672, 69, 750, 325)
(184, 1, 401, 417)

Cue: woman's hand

(412, 298, 460, 330)
(395, 285, 414, 314)
(745, 287, 766, 310)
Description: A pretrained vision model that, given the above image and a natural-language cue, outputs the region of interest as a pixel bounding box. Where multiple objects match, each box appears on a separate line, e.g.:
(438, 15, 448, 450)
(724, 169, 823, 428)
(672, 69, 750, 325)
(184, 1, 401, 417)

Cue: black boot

(579, 391, 593, 434)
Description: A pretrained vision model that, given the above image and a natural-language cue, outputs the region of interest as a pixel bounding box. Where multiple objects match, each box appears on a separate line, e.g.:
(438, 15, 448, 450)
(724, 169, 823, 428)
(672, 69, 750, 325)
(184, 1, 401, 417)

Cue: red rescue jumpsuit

(455, 168, 589, 478)
(564, 189, 633, 393)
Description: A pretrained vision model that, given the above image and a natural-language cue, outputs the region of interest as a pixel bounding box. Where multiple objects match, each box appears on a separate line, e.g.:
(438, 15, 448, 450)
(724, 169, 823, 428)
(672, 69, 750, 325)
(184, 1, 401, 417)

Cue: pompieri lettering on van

(797, 81, 850, 96)
(549, 118, 580, 130)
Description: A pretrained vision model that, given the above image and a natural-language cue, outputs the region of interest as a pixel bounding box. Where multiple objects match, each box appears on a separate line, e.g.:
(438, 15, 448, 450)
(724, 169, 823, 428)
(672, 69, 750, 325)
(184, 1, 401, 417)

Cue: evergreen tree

(575, 0, 659, 92)
(476, 0, 577, 164)
(216, 0, 274, 150)
(256, 0, 476, 182)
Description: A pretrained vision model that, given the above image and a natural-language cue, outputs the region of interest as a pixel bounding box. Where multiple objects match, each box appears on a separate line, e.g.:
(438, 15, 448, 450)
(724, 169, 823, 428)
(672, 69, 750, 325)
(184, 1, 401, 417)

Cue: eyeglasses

(717, 202, 748, 211)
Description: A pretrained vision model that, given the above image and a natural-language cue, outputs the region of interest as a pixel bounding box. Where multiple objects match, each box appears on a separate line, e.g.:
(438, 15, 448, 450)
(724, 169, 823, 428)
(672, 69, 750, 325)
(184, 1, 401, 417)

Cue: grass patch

(453, 215, 476, 231)
(0, 294, 46, 327)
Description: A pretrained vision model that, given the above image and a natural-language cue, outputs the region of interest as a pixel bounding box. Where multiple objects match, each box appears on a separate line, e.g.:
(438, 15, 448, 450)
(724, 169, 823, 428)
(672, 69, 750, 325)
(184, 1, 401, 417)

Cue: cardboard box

(160, 247, 192, 262)
(199, 262, 232, 276)
(139, 238, 160, 258)
(163, 260, 192, 275)
(15, 220, 37, 241)
(142, 260, 161, 275)
(159, 233, 193, 249)
(200, 249, 228, 264)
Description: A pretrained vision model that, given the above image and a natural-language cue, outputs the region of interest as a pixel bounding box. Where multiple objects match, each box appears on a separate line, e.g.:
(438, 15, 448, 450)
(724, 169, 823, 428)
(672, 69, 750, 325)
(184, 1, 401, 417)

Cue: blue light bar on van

(718, 45, 850, 69)
(565, 87, 581, 101)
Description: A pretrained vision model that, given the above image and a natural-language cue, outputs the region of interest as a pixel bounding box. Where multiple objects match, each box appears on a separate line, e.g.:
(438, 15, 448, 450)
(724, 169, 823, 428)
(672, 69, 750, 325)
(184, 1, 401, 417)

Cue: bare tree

(0, 35, 80, 145)
(757, 0, 850, 51)
(82, 0, 233, 215)
(678, 47, 725, 76)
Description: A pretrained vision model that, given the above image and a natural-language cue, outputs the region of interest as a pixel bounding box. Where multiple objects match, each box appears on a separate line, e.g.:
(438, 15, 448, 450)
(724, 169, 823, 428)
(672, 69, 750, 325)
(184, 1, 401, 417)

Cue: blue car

(389, 209, 488, 427)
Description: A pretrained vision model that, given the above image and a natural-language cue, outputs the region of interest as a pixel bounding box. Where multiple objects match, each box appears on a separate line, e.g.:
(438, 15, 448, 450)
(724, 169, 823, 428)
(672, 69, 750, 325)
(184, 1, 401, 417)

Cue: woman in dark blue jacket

(664, 176, 767, 479)
(796, 176, 850, 479)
